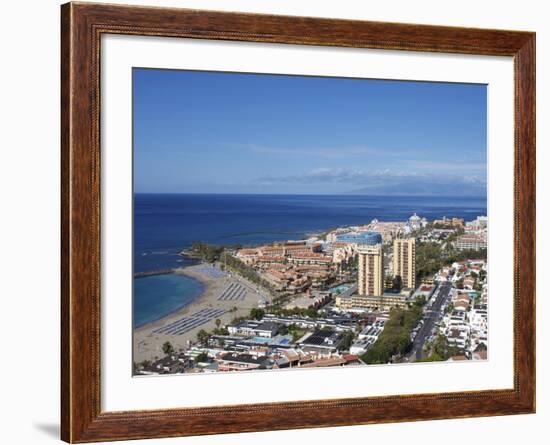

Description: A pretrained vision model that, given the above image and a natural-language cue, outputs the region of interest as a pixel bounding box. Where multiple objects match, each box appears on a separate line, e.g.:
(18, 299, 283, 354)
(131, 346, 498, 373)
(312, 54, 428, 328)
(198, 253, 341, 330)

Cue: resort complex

(133, 213, 488, 376)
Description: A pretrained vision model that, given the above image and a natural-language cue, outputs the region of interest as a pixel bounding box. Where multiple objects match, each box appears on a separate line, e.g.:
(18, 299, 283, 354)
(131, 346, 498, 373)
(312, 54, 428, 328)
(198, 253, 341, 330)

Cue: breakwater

(134, 269, 174, 279)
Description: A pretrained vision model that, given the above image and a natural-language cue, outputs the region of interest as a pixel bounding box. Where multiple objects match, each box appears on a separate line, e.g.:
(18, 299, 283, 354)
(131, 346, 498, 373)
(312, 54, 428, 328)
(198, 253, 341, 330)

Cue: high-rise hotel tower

(393, 238, 416, 289)
(358, 244, 384, 296)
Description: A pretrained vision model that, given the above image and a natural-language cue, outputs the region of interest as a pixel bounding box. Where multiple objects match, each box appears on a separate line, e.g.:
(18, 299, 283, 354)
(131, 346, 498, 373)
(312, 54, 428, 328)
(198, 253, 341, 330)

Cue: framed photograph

(61, 2, 535, 442)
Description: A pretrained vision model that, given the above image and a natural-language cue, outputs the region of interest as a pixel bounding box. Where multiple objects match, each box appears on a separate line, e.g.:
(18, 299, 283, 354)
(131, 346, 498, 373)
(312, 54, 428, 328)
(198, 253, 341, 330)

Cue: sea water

(133, 193, 487, 326)
(133, 273, 204, 328)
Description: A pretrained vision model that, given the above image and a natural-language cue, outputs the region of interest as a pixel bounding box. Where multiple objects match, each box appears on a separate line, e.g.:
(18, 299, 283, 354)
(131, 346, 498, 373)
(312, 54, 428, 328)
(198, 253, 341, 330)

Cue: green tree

(219, 253, 276, 295)
(196, 329, 210, 346)
(189, 242, 225, 262)
(475, 343, 487, 352)
(392, 275, 403, 292)
(412, 295, 427, 308)
(277, 324, 289, 335)
(361, 300, 424, 364)
(215, 318, 221, 328)
(162, 341, 174, 355)
(415, 238, 487, 283)
(249, 308, 265, 320)
(338, 331, 355, 352)
(265, 306, 320, 319)
(423, 335, 460, 361)
(212, 326, 229, 335)
(195, 352, 209, 362)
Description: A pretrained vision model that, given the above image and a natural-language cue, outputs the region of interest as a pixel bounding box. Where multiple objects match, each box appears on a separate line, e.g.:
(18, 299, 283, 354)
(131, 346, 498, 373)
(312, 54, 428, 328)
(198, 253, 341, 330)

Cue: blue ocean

(133, 193, 486, 327)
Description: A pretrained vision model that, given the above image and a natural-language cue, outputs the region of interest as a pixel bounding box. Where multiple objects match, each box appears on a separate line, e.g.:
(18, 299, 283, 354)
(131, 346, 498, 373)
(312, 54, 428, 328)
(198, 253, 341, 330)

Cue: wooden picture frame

(61, 2, 535, 442)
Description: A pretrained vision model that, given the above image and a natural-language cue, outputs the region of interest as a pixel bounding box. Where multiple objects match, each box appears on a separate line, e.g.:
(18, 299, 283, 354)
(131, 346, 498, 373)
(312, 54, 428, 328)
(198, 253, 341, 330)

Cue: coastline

(133, 262, 267, 363)
(133, 264, 215, 332)
(133, 270, 205, 329)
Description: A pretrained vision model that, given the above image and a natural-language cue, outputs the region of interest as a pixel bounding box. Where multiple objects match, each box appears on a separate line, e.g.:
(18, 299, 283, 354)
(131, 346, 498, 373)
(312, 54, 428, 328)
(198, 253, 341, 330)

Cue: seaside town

(133, 213, 488, 376)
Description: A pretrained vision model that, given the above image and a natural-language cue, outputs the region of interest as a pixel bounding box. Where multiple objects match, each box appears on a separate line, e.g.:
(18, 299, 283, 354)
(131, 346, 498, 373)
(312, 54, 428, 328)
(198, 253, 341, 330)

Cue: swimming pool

(252, 337, 272, 343)
(329, 284, 352, 294)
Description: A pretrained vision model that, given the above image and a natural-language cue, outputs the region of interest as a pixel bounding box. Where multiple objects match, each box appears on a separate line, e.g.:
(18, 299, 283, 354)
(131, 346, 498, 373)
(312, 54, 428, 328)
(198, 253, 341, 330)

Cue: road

(408, 282, 452, 361)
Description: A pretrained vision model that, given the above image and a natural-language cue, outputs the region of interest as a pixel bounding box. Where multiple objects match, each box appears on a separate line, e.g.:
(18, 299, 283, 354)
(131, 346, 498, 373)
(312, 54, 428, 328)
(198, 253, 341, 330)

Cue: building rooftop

(300, 329, 342, 346)
(336, 231, 382, 245)
(300, 357, 347, 368)
(254, 321, 279, 333)
(219, 353, 268, 365)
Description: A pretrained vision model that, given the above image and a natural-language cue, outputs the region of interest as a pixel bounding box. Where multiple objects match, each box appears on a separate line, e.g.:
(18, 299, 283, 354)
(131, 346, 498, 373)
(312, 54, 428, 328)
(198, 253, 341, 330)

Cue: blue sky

(133, 68, 487, 196)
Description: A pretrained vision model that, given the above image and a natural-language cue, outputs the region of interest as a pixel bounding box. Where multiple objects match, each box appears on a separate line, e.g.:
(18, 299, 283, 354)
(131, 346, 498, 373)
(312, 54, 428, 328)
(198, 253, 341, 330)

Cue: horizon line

(133, 191, 487, 198)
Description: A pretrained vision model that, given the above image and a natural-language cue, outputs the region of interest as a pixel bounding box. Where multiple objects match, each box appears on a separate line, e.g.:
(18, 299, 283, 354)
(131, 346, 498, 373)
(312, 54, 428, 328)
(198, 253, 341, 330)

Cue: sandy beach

(133, 263, 270, 364)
